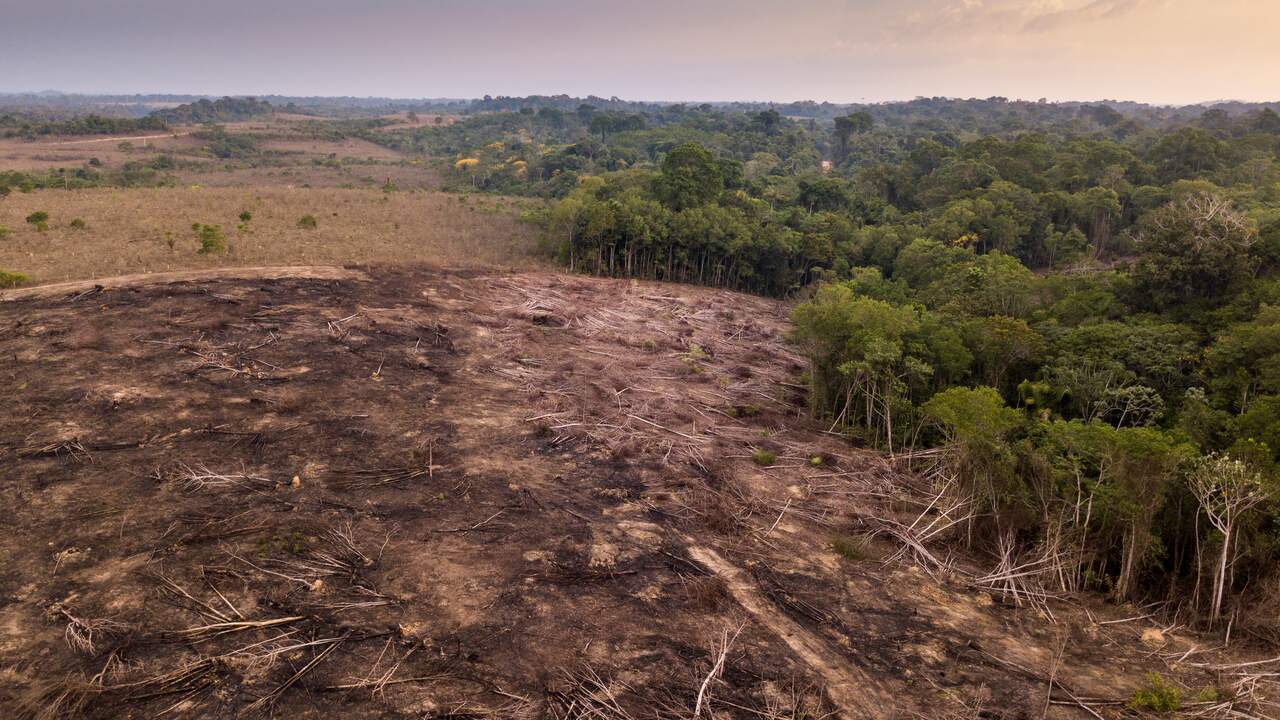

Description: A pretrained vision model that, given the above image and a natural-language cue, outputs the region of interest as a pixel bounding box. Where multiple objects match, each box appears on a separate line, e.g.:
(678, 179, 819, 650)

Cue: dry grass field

(0, 187, 544, 285)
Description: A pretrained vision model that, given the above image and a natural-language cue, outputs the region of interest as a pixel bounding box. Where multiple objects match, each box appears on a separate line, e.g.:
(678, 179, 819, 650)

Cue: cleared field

(0, 187, 544, 285)
(0, 132, 203, 171)
(0, 268, 1263, 718)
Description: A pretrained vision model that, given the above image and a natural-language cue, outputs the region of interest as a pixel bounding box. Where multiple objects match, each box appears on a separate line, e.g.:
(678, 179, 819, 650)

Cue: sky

(1, 0, 1276, 105)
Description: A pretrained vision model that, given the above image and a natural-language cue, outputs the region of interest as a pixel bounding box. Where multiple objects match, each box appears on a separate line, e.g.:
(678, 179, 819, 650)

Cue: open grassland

(0, 187, 544, 285)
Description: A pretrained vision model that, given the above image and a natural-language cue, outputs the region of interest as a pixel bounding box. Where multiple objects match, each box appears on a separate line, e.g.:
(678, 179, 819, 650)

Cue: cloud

(1023, 0, 1148, 32)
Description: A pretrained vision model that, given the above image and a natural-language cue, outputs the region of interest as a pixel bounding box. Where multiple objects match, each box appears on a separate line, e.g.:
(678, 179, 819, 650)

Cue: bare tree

(1188, 454, 1271, 624)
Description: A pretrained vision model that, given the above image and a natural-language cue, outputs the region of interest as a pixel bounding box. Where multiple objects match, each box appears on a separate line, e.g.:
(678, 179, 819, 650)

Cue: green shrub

(239, 210, 252, 222)
(0, 226, 10, 239)
(69, 218, 87, 230)
(1129, 673, 1181, 713)
(193, 223, 227, 254)
(0, 269, 30, 288)
(25, 211, 49, 232)
(297, 214, 318, 229)
(751, 449, 777, 466)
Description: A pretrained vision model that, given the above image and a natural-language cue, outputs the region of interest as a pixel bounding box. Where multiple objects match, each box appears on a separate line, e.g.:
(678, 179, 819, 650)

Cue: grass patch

(1129, 673, 1181, 713)
(831, 533, 880, 561)
(751, 449, 777, 466)
(297, 214, 318, 229)
(0, 269, 30, 288)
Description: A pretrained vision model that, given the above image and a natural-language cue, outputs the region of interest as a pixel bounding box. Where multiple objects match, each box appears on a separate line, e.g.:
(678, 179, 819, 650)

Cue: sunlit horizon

(2, 0, 1276, 105)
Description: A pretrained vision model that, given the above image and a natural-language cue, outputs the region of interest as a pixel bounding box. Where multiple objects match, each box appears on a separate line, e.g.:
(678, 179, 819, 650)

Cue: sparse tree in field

(25, 211, 49, 232)
(193, 223, 226, 254)
(1188, 454, 1271, 624)
(0, 185, 11, 200)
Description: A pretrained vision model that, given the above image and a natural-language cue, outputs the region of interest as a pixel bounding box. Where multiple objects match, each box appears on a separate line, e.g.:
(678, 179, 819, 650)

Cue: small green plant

(239, 210, 253, 222)
(164, 231, 176, 251)
(255, 531, 307, 556)
(192, 223, 227, 254)
(69, 218, 87, 230)
(297, 214, 318, 229)
(1194, 686, 1219, 703)
(810, 455, 824, 467)
(0, 226, 11, 239)
(25, 211, 49, 232)
(751, 449, 777, 466)
(1129, 673, 1181, 713)
(0, 269, 30, 288)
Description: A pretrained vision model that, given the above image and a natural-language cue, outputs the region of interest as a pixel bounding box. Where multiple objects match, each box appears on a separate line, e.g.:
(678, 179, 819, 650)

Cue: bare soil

(0, 267, 1268, 718)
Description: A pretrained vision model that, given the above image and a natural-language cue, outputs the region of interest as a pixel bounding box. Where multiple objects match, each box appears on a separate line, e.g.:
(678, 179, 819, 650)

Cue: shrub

(1129, 673, 1181, 713)
(0, 269, 30, 288)
(25, 211, 49, 232)
(192, 223, 226, 254)
(69, 218, 87, 230)
(0, 226, 10, 239)
(751, 449, 777, 466)
(239, 210, 252, 222)
(297, 214, 318, 229)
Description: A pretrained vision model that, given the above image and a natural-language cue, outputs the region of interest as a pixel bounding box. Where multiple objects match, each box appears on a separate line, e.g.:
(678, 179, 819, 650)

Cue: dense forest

(374, 97, 1280, 631)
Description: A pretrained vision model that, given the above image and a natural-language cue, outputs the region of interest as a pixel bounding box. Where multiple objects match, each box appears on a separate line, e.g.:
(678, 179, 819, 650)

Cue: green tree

(655, 143, 723, 211)
(1131, 193, 1256, 312)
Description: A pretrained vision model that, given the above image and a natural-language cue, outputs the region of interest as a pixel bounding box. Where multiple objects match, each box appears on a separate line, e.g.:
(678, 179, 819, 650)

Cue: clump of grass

(26, 210, 49, 232)
(751, 449, 777, 466)
(1129, 673, 1181, 713)
(0, 269, 31, 288)
(69, 218, 87, 230)
(0, 226, 11, 239)
(297, 214, 318, 229)
(831, 533, 879, 561)
(192, 223, 226, 254)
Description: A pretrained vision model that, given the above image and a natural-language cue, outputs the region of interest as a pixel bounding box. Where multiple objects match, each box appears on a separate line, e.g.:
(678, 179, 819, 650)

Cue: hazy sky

(2, 0, 1275, 104)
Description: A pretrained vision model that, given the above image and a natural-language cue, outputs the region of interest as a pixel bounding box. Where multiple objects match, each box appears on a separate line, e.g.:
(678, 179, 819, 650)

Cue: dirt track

(0, 266, 1246, 718)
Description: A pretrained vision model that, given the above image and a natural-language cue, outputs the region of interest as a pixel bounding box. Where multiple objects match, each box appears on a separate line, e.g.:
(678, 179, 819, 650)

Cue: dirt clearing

(1, 267, 1273, 718)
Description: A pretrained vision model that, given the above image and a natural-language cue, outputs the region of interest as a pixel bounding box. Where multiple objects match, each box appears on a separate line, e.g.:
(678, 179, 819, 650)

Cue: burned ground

(0, 268, 1272, 718)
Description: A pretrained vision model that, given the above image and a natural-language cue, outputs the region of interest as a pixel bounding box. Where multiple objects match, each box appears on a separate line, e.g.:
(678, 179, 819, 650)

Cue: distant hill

(150, 96, 275, 124)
